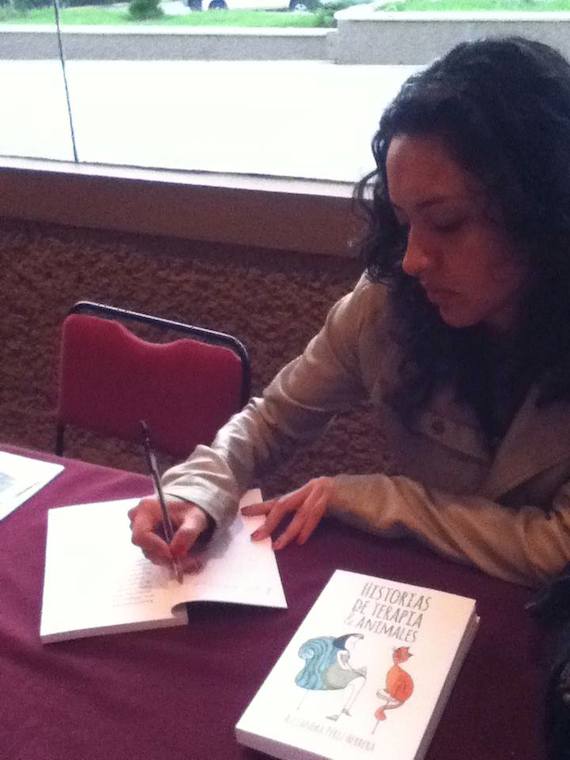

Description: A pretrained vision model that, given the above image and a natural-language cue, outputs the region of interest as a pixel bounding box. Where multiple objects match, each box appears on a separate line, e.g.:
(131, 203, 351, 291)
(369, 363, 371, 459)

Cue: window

(0, 1, 417, 182)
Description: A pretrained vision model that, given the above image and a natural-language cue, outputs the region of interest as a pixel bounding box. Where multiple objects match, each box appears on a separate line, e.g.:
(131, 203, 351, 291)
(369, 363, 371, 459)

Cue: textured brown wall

(0, 217, 384, 497)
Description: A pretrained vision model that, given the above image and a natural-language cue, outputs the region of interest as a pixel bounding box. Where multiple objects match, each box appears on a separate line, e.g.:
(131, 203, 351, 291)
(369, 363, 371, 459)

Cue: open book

(0, 451, 63, 521)
(236, 569, 478, 760)
(40, 490, 287, 643)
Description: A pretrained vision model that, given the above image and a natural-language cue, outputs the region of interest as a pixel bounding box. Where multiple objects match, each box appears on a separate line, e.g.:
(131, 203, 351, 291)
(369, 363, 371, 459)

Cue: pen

(140, 420, 184, 584)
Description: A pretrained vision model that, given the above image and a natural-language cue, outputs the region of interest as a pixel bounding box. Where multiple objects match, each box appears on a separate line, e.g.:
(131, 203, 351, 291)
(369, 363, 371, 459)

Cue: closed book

(236, 568, 478, 760)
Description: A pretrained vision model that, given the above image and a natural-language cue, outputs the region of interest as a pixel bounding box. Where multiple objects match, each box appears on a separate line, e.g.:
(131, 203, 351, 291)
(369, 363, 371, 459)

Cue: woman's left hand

(241, 476, 335, 550)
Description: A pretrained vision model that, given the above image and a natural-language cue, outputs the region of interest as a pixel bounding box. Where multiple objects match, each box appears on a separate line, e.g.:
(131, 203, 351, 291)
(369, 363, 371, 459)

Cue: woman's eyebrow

(391, 195, 464, 214)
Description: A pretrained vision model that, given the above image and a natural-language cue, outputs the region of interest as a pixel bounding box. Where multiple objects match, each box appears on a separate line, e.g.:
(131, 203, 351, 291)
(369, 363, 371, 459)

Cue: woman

(129, 36, 570, 588)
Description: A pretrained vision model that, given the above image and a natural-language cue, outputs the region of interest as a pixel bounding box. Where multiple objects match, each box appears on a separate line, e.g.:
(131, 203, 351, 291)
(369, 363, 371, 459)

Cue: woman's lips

(423, 286, 456, 305)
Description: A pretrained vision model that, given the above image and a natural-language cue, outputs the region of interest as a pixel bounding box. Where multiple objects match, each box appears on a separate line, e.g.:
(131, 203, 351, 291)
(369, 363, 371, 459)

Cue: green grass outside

(379, 0, 570, 10)
(0, 5, 329, 25)
(1, 0, 569, 27)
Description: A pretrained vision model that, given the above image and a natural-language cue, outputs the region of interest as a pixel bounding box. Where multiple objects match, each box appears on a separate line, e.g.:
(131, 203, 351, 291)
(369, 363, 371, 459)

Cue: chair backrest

(56, 301, 250, 459)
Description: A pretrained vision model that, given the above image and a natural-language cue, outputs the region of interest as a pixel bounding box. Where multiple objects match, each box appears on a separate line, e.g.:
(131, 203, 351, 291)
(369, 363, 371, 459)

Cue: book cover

(236, 569, 478, 760)
(40, 490, 287, 643)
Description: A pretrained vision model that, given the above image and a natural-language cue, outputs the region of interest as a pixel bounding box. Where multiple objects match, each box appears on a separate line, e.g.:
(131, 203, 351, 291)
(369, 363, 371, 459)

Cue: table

(2, 445, 548, 760)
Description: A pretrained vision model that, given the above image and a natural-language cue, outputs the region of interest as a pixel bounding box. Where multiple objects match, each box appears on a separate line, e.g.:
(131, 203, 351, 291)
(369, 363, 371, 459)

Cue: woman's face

(386, 133, 529, 333)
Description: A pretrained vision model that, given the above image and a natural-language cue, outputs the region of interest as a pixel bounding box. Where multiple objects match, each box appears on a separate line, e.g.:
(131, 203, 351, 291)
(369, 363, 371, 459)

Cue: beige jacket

(163, 276, 570, 587)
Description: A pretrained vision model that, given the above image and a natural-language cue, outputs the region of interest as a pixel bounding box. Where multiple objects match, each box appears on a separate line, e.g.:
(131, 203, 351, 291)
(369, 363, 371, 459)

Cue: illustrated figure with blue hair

(295, 633, 367, 720)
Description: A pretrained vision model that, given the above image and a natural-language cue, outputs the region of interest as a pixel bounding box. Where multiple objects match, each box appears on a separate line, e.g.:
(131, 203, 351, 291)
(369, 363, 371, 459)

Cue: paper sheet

(0, 451, 64, 521)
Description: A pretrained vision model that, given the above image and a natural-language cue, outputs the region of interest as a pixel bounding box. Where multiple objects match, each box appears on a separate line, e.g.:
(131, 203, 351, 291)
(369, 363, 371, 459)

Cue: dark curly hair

(356, 36, 570, 442)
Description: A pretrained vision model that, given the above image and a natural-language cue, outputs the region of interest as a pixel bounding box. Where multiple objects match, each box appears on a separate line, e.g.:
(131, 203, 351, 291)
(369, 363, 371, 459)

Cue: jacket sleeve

(161, 277, 378, 528)
(330, 472, 570, 587)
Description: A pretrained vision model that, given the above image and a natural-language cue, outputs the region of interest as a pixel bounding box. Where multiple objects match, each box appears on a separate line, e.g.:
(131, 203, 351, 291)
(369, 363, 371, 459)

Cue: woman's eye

(430, 217, 465, 233)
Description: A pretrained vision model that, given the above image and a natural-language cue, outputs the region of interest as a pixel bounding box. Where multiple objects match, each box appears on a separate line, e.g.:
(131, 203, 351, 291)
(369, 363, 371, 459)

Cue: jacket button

(431, 418, 445, 435)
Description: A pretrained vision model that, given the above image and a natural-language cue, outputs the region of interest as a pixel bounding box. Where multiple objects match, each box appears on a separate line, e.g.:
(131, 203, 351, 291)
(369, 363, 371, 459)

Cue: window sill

(0, 158, 362, 257)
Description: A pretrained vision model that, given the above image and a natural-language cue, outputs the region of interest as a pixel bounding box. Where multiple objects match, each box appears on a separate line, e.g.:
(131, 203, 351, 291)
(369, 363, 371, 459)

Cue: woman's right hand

(128, 496, 211, 572)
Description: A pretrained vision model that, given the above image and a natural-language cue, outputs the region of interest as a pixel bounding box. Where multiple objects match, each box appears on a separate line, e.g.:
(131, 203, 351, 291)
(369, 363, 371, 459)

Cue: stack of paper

(0, 451, 63, 521)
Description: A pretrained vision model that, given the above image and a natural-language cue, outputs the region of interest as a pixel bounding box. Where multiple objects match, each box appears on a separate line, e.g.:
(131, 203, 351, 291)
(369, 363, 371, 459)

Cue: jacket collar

(481, 385, 570, 500)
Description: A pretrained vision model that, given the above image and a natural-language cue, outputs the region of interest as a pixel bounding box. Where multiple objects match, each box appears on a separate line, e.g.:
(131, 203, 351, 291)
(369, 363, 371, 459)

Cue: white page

(179, 490, 288, 608)
(40, 490, 287, 643)
(0, 451, 64, 521)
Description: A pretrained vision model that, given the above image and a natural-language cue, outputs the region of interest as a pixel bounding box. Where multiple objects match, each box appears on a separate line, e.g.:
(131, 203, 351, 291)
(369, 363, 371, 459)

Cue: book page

(0, 451, 64, 521)
(40, 491, 286, 643)
(179, 489, 288, 609)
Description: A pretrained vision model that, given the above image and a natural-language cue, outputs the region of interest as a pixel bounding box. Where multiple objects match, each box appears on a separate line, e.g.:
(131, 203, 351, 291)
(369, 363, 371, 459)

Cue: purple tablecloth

(1, 445, 547, 759)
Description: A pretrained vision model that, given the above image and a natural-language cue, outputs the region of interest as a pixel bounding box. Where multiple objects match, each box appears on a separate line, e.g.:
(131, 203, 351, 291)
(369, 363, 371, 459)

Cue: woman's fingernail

(251, 530, 260, 540)
(182, 558, 201, 574)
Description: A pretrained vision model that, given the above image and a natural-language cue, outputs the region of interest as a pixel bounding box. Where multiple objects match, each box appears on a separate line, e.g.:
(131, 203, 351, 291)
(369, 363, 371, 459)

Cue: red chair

(55, 301, 250, 459)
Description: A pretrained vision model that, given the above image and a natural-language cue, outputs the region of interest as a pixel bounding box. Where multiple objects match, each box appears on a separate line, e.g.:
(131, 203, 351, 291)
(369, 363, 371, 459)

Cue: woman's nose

(401, 229, 433, 277)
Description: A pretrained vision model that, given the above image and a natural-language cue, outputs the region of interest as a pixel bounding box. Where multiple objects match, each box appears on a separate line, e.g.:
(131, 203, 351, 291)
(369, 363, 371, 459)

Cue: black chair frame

(55, 300, 251, 457)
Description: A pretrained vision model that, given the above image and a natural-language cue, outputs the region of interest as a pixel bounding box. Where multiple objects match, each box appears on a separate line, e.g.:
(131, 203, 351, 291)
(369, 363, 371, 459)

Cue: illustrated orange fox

(373, 646, 414, 732)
